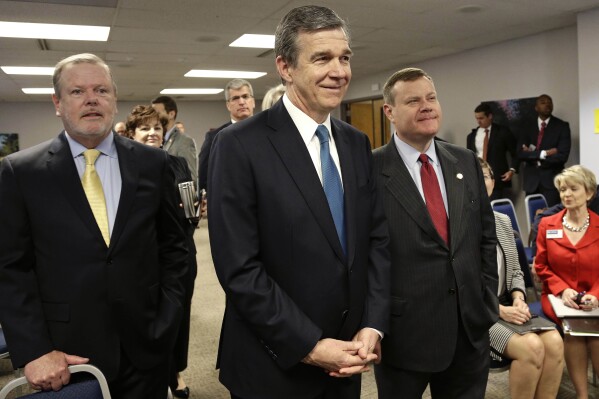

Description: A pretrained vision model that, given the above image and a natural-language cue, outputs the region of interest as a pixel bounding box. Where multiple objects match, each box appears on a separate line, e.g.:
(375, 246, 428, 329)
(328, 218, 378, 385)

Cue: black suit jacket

(0, 133, 188, 381)
(373, 138, 498, 372)
(208, 101, 390, 398)
(466, 123, 517, 190)
(197, 121, 231, 192)
(517, 116, 571, 193)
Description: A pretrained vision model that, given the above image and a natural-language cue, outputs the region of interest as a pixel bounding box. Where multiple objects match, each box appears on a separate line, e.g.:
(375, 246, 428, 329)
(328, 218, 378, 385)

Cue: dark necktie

(482, 128, 489, 161)
(536, 121, 546, 150)
(315, 125, 346, 255)
(418, 154, 448, 244)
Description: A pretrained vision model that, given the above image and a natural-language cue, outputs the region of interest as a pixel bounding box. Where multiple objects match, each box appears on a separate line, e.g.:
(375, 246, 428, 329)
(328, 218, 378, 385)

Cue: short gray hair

(53, 53, 116, 98)
(224, 79, 253, 101)
(275, 5, 350, 69)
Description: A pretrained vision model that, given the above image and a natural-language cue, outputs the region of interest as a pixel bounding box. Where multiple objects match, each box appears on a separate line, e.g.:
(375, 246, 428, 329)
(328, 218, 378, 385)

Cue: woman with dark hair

(126, 105, 197, 398)
(480, 158, 563, 398)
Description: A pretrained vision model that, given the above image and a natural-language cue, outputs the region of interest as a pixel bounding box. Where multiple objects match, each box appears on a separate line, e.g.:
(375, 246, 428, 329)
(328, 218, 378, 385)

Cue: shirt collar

(393, 133, 439, 167)
(65, 131, 117, 159)
(282, 93, 332, 146)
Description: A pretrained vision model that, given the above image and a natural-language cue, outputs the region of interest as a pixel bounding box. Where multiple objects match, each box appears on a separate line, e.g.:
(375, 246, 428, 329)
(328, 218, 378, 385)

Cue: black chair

(0, 364, 111, 399)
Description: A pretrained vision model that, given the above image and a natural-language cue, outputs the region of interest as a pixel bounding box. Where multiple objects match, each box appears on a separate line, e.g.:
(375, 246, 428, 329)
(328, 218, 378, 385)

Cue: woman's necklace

(563, 212, 590, 232)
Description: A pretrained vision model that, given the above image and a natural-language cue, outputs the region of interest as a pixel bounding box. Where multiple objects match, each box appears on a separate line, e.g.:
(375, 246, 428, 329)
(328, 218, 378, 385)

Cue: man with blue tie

(207, 5, 390, 399)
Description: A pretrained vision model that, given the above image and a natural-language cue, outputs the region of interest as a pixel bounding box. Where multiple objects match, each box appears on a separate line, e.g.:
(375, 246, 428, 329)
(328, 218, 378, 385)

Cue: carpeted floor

(1, 219, 598, 398)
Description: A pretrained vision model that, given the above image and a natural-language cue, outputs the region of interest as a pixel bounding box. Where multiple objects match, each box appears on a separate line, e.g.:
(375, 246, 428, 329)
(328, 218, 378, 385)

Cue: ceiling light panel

(229, 34, 275, 49)
(0, 22, 110, 41)
(1, 66, 54, 75)
(160, 89, 224, 95)
(185, 70, 266, 79)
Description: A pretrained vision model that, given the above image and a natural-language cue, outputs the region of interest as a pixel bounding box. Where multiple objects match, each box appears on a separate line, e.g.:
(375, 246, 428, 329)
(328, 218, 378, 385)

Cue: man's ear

(52, 94, 61, 117)
(276, 56, 293, 84)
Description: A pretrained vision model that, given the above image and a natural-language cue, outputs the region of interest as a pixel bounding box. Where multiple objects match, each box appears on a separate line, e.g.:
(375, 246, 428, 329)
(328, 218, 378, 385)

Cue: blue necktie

(315, 125, 346, 255)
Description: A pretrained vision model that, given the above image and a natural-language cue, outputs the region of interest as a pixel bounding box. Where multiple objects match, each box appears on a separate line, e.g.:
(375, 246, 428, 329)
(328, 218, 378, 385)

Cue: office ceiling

(1, 0, 598, 102)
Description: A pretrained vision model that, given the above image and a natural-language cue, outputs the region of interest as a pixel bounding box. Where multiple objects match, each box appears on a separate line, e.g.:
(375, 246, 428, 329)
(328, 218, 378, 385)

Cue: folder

(548, 294, 599, 318)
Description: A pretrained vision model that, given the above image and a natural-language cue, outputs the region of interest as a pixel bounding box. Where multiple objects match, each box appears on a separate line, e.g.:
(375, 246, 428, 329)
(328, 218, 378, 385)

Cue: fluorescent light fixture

(1, 66, 54, 75)
(22, 88, 55, 94)
(185, 70, 266, 79)
(229, 34, 275, 49)
(160, 88, 223, 95)
(0, 22, 110, 41)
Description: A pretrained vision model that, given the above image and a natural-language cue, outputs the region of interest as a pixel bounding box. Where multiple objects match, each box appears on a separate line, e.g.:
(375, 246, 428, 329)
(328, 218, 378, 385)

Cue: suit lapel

(164, 128, 179, 152)
(381, 139, 447, 248)
(110, 136, 139, 251)
(266, 103, 346, 262)
(46, 132, 107, 245)
(436, 142, 465, 253)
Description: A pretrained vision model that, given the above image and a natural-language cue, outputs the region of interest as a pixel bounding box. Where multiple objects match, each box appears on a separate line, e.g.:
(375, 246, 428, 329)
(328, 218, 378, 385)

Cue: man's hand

(501, 170, 514, 182)
(545, 148, 558, 157)
(302, 338, 372, 378)
(24, 350, 89, 391)
(327, 328, 382, 377)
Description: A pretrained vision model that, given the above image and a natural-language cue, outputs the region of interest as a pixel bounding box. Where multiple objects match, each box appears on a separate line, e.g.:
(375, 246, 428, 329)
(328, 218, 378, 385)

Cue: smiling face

(276, 28, 352, 123)
(559, 180, 593, 212)
(383, 76, 442, 152)
(132, 117, 164, 148)
(52, 62, 117, 148)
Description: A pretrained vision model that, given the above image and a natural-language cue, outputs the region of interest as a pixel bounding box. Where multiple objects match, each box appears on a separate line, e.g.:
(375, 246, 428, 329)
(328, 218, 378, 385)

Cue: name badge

(546, 229, 563, 239)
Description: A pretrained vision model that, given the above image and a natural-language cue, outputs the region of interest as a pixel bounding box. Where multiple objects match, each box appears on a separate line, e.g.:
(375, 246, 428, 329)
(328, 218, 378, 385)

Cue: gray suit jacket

(164, 126, 198, 185)
(373, 137, 498, 372)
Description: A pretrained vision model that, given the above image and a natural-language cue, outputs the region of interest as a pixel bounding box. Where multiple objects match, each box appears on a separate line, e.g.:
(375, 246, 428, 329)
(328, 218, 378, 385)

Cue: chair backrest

(491, 198, 523, 237)
(0, 364, 111, 399)
(524, 194, 548, 237)
(514, 235, 539, 301)
(0, 327, 9, 359)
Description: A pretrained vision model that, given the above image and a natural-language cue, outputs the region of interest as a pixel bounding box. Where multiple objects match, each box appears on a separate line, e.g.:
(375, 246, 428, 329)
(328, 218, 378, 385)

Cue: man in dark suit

(373, 68, 498, 398)
(0, 54, 187, 398)
(197, 79, 255, 193)
(517, 94, 571, 206)
(467, 103, 517, 200)
(208, 6, 390, 399)
(152, 96, 198, 185)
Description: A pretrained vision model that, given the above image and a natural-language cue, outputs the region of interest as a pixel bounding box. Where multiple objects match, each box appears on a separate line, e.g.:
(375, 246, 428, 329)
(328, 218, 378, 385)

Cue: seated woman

(535, 165, 599, 399)
(125, 105, 198, 398)
(480, 158, 563, 399)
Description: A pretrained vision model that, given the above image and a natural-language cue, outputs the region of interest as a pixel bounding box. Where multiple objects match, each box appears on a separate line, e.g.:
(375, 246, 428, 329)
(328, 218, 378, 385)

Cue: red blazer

(535, 209, 599, 323)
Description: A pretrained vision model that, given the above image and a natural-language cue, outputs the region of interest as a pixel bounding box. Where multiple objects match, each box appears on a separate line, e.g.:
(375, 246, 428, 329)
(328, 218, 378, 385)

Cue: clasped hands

(500, 298, 531, 325)
(302, 328, 380, 378)
(24, 350, 89, 391)
(561, 288, 598, 310)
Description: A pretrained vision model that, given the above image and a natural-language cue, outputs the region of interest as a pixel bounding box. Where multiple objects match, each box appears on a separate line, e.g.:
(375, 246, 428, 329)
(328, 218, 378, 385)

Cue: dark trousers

(374, 328, 489, 399)
(108, 348, 169, 399)
(231, 374, 361, 399)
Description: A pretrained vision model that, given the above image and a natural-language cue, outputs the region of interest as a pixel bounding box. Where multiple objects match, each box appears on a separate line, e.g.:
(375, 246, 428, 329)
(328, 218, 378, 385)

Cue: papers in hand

(548, 294, 599, 318)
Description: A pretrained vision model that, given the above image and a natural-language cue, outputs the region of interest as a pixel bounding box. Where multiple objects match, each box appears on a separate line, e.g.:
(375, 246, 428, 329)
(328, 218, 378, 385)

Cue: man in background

(0, 53, 187, 398)
(152, 96, 198, 184)
(208, 6, 390, 399)
(175, 121, 186, 134)
(517, 94, 571, 206)
(373, 67, 498, 398)
(114, 121, 127, 136)
(466, 103, 517, 200)
(197, 78, 255, 193)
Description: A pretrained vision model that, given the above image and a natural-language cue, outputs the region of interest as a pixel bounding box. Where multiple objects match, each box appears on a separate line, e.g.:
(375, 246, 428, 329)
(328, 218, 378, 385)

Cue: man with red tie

(517, 94, 571, 206)
(373, 67, 498, 398)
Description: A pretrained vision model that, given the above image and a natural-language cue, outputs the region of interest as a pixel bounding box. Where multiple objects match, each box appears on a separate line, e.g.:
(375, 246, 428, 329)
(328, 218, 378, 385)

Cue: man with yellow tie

(0, 53, 188, 399)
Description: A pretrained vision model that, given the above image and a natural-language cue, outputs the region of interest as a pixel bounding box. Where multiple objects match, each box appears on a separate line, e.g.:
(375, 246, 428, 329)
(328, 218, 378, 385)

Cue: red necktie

(419, 154, 448, 244)
(536, 121, 546, 150)
(482, 129, 489, 161)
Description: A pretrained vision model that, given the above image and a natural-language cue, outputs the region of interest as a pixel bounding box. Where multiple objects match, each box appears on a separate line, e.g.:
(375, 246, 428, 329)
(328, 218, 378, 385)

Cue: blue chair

(524, 194, 548, 240)
(0, 364, 111, 399)
(492, 199, 533, 264)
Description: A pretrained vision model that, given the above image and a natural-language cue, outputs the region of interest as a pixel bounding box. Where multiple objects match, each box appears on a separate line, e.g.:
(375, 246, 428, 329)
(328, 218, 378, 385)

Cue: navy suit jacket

(197, 121, 231, 192)
(208, 100, 390, 398)
(0, 133, 188, 381)
(466, 123, 517, 190)
(517, 116, 571, 193)
(373, 138, 498, 372)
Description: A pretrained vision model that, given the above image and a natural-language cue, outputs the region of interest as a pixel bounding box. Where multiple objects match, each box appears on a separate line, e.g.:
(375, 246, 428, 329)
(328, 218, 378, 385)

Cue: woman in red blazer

(535, 165, 599, 399)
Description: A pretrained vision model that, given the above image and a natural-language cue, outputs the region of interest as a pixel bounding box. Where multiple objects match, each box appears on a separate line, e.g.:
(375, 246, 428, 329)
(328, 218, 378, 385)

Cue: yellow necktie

(82, 149, 110, 246)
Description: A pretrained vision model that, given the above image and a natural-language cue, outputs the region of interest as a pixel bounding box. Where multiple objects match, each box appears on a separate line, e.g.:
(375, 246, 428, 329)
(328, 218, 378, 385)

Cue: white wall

(578, 8, 599, 176)
(0, 99, 231, 151)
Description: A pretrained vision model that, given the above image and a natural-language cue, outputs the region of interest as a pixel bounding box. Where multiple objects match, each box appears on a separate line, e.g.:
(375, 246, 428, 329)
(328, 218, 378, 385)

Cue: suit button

(448, 288, 456, 294)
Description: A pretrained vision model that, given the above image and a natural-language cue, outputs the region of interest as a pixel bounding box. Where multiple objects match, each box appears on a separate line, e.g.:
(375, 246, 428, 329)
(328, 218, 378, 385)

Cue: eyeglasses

(228, 94, 253, 102)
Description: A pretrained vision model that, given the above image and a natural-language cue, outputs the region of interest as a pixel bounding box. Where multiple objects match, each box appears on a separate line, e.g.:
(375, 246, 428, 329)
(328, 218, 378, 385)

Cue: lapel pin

(456, 173, 463, 180)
